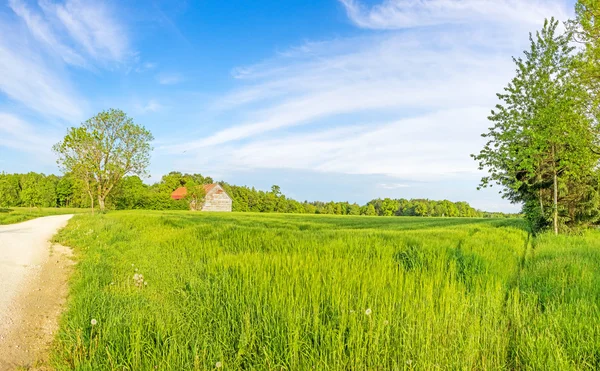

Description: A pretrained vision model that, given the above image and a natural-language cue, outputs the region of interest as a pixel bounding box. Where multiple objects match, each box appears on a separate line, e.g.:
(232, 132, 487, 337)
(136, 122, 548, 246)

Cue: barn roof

(171, 187, 187, 200)
(170, 183, 222, 200)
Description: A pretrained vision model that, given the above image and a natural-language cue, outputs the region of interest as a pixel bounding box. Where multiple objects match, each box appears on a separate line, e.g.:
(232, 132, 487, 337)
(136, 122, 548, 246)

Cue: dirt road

(0, 214, 74, 370)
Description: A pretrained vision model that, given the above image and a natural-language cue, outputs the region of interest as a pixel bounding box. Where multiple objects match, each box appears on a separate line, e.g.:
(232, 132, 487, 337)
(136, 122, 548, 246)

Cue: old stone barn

(171, 183, 233, 212)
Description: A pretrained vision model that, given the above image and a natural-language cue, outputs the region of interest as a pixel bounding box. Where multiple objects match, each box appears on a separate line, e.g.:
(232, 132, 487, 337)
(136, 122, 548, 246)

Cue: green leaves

(473, 18, 600, 232)
(53, 109, 154, 212)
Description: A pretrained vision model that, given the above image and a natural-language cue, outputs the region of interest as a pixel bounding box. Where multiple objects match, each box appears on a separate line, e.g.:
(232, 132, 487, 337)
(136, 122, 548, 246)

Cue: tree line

(473, 2, 600, 233)
(0, 171, 512, 218)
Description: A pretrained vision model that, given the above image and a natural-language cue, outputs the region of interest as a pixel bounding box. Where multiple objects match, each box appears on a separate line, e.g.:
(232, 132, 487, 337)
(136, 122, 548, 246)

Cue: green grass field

(0, 207, 88, 225)
(49, 211, 600, 370)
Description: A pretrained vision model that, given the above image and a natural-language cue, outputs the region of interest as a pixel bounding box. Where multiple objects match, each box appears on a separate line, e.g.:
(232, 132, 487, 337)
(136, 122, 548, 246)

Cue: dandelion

(383, 320, 389, 325)
(406, 359, 412, 366)
(215, 361, 222, 368)
(91, 319, 97, 326)
(365, 308, 372, 316)
(134, 273, 147, 288)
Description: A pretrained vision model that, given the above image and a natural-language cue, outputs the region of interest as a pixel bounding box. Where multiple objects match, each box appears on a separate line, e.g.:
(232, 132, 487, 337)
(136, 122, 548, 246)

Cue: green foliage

(53, 109, 154, 211)
(473, 18, 600, 233)
(570, 1, 600, 92)
(182, 179, 207, 211)
(0, 173, 18, 208)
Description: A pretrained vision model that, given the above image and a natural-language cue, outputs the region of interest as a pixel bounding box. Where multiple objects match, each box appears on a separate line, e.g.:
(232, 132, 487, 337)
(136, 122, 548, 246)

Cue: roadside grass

(0, 207, 88, 225)
(50, 211, 600, 369)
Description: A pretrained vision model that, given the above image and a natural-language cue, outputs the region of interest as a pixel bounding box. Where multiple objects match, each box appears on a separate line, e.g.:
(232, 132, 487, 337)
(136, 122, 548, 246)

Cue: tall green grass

(50, 212, 600, 369)
(0, 207, 87, 225)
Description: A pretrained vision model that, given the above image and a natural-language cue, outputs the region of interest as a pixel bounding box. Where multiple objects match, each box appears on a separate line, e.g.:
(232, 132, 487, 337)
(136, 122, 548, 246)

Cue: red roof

(171, 187, 188, 200)
(171, 183, 220, 200)
(203, 183, 217, 194)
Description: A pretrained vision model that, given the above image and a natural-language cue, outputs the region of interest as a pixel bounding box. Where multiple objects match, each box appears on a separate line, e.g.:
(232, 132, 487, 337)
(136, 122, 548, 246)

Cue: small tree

(184, 180, 207, 211)
(53, 109, 153, 212)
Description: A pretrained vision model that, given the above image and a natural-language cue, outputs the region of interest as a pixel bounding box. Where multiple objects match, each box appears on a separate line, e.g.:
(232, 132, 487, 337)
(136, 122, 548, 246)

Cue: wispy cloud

(0, 28, 84, 121)
(379, 183, 410, 190)
(157, 72, 184, 85)
(135, 99, 163, 114)
(164, 0, 569, 183)
(339, 0, 570, 30)
(167, 107, 489, 180)
(0, 0, 132, 126)
(0, 113, 59, 157)
(8, 0, 87, 67)
(135, 61, 157, 73)
(38, 0, 131, 64)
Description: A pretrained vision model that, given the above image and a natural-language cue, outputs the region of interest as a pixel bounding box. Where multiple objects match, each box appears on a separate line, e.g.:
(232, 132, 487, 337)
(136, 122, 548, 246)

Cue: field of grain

(50, 212, 600, 370)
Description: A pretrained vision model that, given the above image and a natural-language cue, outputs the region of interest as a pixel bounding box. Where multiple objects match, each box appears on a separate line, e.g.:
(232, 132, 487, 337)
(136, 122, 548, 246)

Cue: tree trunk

(98, 196, 106, 212)
(89, 191, 95, 215)
(539, 189, 544, 216)
(552, 145, 558, 235)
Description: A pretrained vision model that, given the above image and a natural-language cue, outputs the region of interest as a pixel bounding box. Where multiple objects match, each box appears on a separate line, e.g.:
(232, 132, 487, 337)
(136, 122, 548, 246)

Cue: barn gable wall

(201, 185, 232, 212)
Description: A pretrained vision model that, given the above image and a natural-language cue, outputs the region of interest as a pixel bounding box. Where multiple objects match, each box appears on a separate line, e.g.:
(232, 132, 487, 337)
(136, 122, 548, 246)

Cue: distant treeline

(0, 172, 516, 218)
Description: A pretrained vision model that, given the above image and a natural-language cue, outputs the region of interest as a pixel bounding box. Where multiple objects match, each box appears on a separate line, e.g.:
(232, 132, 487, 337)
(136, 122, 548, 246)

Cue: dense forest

(0, 171, 512, 218)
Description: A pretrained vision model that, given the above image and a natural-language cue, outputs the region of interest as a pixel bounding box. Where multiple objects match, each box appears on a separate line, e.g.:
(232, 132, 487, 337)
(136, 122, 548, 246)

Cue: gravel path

(0, 214, 73, 369)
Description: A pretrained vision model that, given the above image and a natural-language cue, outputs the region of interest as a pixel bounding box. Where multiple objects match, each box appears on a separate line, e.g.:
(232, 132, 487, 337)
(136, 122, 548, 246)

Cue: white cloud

(8, 0, 87, 67)
(0, 0, 132, 123)
(0, 113, 59, 157)
(135, 99, 163, 114)
(167, 107, 489, 181)
(135, 62, 157, 73)
(38, 0, 130, 64)
(379, 183, 411, 190)
(157, 72, 184, 85)
(164, 0, 569, 186)
(339, 0, 570, 30)
(169, 31, 513, 152)
(0, 30, 84, 121)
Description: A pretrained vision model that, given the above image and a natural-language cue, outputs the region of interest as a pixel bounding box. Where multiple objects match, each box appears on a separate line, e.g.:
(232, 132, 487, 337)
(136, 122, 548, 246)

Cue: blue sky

(0, 0, 575, 211)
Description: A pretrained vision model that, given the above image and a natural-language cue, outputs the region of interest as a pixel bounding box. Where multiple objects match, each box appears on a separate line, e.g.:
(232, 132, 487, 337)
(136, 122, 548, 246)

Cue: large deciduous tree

(473, 19, 600, 234)
(53, 109, 153, 212)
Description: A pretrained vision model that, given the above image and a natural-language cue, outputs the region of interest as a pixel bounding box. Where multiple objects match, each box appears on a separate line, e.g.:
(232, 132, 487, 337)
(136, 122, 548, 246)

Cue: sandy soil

(0, 215, 74, 370)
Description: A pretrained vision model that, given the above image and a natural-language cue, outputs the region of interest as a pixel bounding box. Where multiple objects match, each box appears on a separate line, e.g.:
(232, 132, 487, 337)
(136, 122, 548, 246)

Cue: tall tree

(473, 19, 600, 233)
(53, 109, 153, 212)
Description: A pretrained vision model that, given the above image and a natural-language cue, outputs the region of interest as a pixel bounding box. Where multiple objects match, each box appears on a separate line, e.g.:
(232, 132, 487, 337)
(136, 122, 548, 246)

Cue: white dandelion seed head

(384, 320, 389, 325)
(91, 319, 97, 326)
(365, 308, 372, 316)
(406, 359, 412, 365)
(215, 361, 222, 368)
